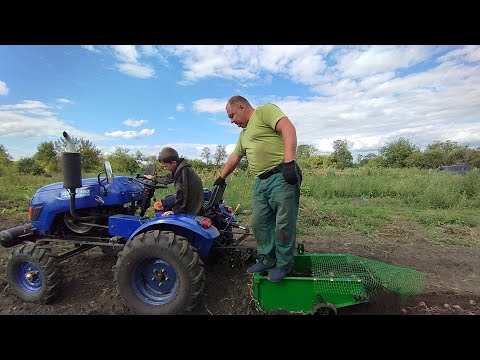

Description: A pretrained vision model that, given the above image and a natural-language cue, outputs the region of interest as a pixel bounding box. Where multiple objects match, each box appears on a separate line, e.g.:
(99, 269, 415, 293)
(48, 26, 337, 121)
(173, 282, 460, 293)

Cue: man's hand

(282, 160, 299, 185)
(214, 176, 226, 187)
(145, 175, 154, 180)
(161, 211, 174, 216)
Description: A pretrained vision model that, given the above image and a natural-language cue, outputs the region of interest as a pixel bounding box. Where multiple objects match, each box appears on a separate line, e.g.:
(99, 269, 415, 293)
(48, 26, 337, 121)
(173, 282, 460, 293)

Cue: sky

(0, 45, 479, 162)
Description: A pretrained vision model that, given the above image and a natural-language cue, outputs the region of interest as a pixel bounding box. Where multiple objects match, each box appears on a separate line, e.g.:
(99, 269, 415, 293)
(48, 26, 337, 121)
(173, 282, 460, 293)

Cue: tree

(405, 151, 432, 169)
(468, 148, 480, 168)
(201, 147, 212, 165)
(34, 141, 59, 173)
(17, 157, 45, 175)
(332, 139, 353, 169)
(77, 139, 102, 173)
(189, 158, 207, 171)
(297, 144, 317, 159)
(106, 147, 140, 175)
(0, 144, 12, 163)
(0, 144, 13, 176)
(418, 140, 466, 168)
(357, 153, 380, 167)
(213, 145, 227, 166)
(447, 147, 474, 166)
(379, 137, 419, 168)
(54, 135, 102, 173)
(426, 140, 463, 153)
(305, 154, 332, 168)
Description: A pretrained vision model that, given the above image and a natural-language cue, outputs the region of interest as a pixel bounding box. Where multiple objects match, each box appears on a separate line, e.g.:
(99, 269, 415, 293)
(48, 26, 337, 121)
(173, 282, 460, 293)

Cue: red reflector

(226, 206, 232, 213)
(201, 218, 212, 229)
(28, 206, 33, 220)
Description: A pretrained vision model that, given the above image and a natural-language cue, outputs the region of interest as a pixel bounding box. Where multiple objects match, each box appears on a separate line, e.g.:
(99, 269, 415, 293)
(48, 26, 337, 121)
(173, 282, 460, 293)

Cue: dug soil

(1, 214, 479, 315)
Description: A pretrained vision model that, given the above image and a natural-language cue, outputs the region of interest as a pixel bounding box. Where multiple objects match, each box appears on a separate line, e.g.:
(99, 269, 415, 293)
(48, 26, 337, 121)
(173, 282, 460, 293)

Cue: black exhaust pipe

(61, 132, 86, 220)
(61, 135, 105, 222)
(0, 224, 35, 248)
(62, 151, 82, 190)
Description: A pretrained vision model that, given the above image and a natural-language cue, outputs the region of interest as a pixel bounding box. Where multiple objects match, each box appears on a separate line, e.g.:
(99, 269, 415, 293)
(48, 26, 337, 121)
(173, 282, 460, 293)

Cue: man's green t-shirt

(233, 103, 285, 176)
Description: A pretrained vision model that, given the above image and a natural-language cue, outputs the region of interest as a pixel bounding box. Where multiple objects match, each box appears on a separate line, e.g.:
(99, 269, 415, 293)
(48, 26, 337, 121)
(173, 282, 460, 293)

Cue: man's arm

(275, 117, 297, 162)
(155, 173, 174, 185)
(145, 173, 173, 184)
(219, 152, 243, 179)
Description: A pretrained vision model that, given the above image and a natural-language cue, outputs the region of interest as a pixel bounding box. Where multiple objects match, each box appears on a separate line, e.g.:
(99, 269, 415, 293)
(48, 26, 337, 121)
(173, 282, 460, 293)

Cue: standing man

(214, 96, 302, 282)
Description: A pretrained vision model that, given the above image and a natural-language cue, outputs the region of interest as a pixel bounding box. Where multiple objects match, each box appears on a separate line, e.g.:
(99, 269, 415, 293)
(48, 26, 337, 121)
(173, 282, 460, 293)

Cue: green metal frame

(252, 254, 369, 314)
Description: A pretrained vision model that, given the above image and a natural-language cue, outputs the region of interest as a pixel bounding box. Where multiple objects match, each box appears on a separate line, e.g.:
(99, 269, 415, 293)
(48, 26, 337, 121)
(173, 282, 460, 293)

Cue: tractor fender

(126, 216, 220, 259)
(127, 215, 220, 242)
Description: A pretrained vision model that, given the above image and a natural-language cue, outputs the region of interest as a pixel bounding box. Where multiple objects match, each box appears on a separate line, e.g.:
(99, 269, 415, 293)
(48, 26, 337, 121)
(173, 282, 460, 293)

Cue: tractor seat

(203, 184, 225, 212)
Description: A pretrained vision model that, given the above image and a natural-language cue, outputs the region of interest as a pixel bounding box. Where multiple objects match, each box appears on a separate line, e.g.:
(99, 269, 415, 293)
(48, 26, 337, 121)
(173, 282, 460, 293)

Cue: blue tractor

(0, 133, 254, 314)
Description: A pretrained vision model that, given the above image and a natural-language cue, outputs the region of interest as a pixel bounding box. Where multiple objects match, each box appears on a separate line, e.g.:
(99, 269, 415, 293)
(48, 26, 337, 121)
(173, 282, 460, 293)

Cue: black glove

(214, 176, 226, 187)
(282, 160, 299, 185)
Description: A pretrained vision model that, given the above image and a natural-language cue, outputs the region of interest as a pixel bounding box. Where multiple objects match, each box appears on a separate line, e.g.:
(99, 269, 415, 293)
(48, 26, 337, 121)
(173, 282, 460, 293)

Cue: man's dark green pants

(251, 172, 301, 270)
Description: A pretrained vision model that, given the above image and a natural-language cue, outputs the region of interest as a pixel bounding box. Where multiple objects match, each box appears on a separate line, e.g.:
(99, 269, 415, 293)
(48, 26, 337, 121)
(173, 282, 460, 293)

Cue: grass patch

(1, 167, 479, 248)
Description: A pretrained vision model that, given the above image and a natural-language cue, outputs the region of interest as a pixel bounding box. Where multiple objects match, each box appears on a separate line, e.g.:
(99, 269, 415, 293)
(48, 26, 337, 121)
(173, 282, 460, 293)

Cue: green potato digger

(252, 245, 424, 315)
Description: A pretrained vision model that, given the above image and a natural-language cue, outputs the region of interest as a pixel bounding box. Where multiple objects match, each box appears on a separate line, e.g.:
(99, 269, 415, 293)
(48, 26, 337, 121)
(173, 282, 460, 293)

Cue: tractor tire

(114, 230, 205, 315)
(6, 244, 64, 303)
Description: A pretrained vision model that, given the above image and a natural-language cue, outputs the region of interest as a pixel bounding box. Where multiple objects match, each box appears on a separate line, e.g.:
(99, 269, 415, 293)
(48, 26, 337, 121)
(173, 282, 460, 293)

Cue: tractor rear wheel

(114, 230, 205, 315)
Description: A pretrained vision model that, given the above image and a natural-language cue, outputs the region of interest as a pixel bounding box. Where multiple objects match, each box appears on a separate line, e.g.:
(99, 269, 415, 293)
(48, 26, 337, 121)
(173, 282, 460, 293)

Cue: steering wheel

(133, 175, 168, 189)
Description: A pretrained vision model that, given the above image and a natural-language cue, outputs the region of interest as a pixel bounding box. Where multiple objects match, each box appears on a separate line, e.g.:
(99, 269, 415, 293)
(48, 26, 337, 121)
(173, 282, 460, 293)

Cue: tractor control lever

(223, 203, 241, 230)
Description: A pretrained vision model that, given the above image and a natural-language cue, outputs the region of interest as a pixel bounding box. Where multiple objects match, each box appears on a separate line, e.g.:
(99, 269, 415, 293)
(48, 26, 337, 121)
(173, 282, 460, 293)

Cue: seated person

(146, 147, 204, 216)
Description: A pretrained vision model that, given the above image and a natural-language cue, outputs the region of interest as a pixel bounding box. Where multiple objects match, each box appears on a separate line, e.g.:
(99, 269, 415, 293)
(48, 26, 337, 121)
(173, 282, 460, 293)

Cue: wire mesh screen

(309, 254, 424, 297)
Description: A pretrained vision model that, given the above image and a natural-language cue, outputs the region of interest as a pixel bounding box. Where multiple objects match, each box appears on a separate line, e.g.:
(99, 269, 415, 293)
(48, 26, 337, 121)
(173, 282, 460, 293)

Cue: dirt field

(1, 213, 479, 315)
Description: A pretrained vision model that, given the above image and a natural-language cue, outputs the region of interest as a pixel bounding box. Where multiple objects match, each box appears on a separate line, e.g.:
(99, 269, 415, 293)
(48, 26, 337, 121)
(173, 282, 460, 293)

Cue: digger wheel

(313, 302, 337, 315)
(6, 244, 64, 303)
(114, 230, 205, 315)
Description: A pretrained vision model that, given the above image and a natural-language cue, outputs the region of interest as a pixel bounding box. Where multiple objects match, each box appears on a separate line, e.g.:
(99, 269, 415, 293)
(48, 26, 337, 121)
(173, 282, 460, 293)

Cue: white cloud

(139, 45, 169, 66)
(439, 45, 480, 63)
(108, 45, 155, 79)
(116, 62, 154, 79)
(170, 45, 332, 86)
(0, 101, 106, 146)
(105, 128, 155, 139)
(56, 98, 74, 104)
(139, 45, 159, 57)
(168, 116, 175, 120)
(0, 81, 8, 96)
(81, 45, 101, 53)
(122, 118, 148, 128)
(4, 45, 480, 161)
(225, 143, 236, 155)
(112, 45, 139, 63)
(194, 49, 480, 155)
(192, 98, 228, 113)
(335, 45, 435, 78)
(0, 100, 55, 117)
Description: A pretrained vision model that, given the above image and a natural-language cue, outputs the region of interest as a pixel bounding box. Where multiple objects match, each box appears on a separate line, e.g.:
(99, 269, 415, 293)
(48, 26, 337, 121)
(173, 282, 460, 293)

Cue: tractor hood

(31, 175, 144, 208)
(37, 177, 100, 192)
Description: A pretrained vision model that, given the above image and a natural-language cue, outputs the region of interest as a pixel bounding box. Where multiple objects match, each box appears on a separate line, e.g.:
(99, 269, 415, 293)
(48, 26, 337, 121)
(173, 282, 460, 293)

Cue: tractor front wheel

(6, 244, 64, 303)
(114, 230, 205, 315)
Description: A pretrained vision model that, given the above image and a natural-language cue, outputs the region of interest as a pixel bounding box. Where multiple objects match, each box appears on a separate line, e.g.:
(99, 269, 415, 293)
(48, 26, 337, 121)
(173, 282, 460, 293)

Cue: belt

(258, 163, 284, 180)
